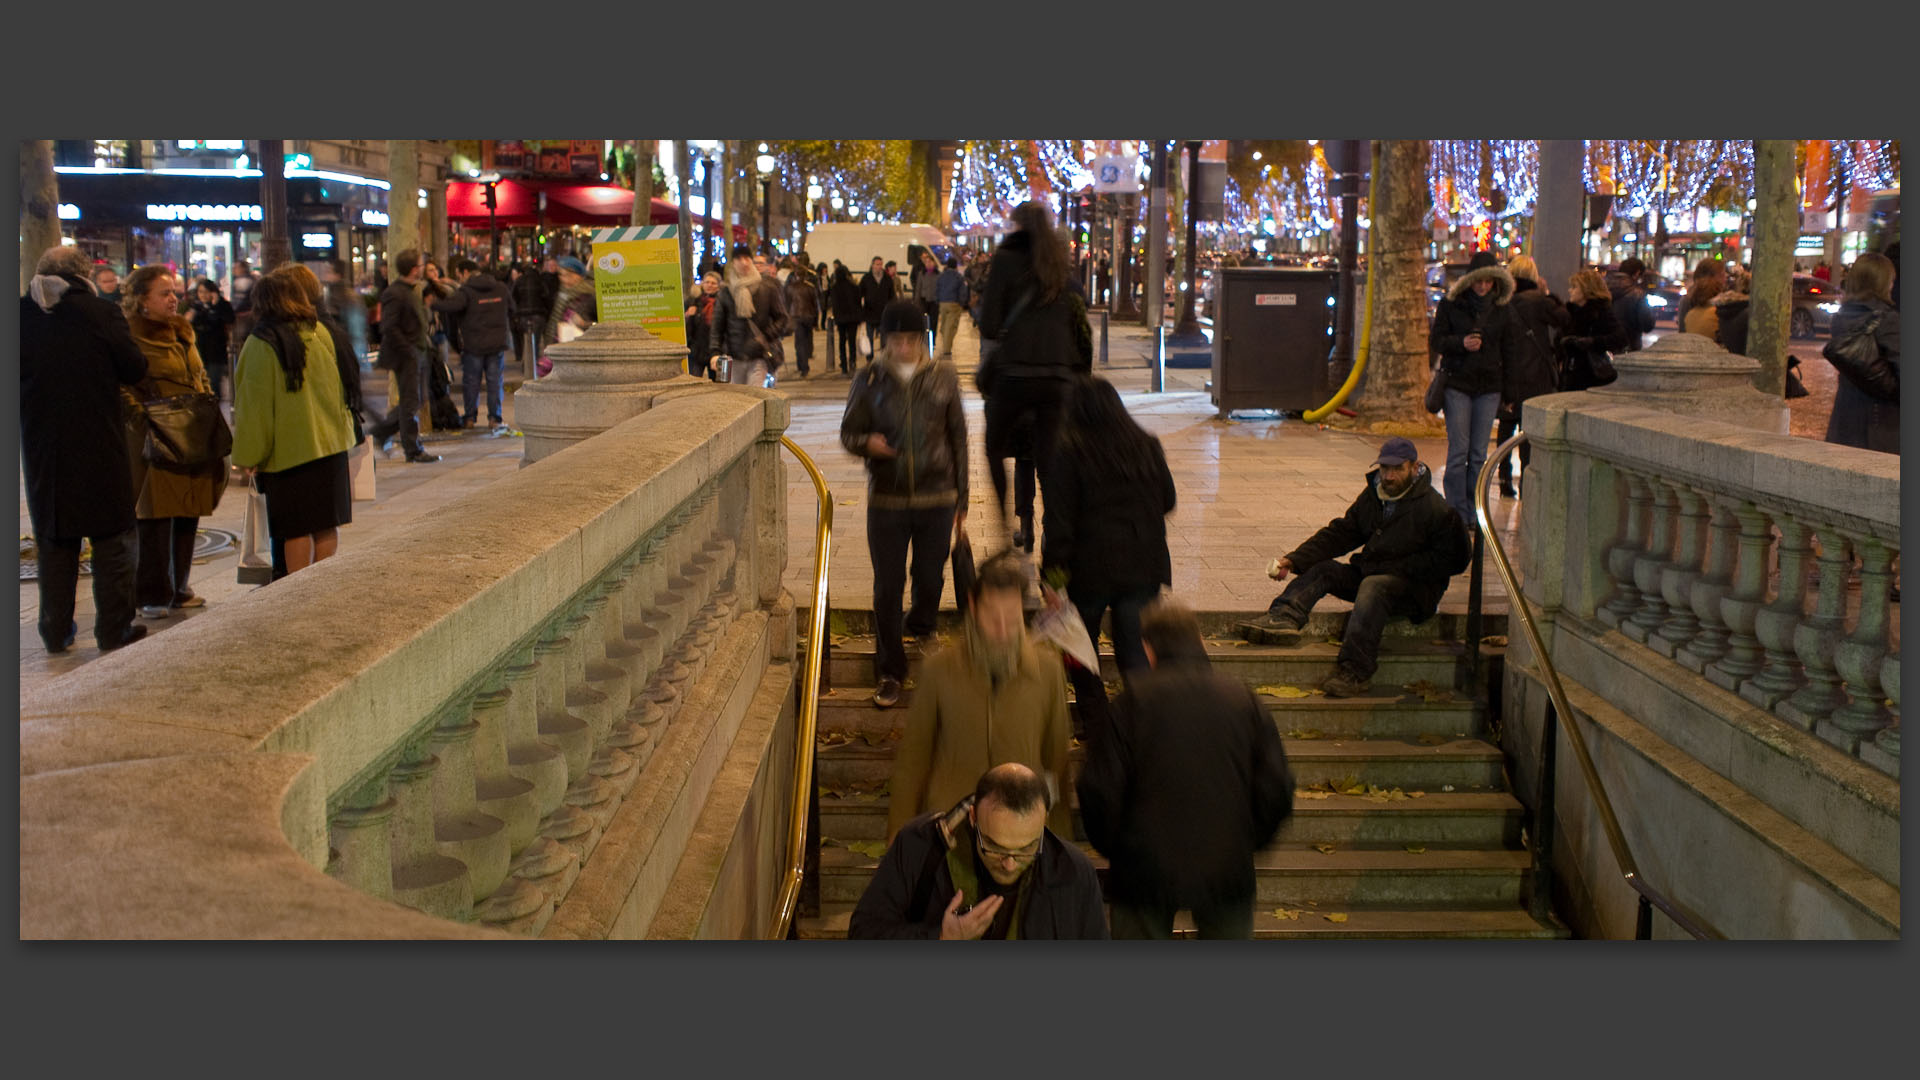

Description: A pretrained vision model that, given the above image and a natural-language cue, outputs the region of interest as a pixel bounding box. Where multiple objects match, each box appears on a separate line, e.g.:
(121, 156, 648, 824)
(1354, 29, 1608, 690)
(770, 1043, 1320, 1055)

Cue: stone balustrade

(20, 382, 794, 939)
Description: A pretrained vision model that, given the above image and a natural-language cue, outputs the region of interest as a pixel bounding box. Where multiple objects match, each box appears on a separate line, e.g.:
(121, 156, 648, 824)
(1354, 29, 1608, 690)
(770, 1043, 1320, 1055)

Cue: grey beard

(966, 618, 1024, 685)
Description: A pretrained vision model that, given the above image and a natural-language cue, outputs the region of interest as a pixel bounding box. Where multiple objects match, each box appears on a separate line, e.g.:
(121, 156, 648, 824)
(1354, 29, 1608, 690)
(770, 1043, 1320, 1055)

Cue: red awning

(446, 178, 746, 240)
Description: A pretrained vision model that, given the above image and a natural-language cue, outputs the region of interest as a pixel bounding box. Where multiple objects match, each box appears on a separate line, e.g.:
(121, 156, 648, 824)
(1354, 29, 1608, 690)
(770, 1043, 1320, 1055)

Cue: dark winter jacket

(1076, 644, 1294, 910)
(189, 296, 235, 369)
(860, 269, 894, 320)
(1824, 298, 1900, 453)
(979, 230, 1088, 381)
(511, 271, 547, 324)
(935, 267, 968, 305)
(783, 268, 820, 323)
(848, 810, 1109, 940)
(1041, 433, 1176, 596)
(829, 269, 864, 324)
(685, 290, 719, 367)
(1428, 262, 1515, 397)
(1503, 277, 1569, 407)
(1710, 290, 1751, 357)
(914, 264, 940, 304)
(376, 279, 427, 370)
(1606, 271, 1656, 351)
(19, 279, 149, 539)
(1285, 463, 1470, 623)
(714, 273, 789, 367)
(431, 272, 517, 357)
(839, 358, 969, 509)
(1560, 297, 1630, 391)
(318, 313, 365, 442)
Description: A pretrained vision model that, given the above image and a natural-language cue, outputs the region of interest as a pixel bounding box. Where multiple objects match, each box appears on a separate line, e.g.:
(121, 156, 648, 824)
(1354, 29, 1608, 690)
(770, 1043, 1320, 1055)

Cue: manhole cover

(21, 528, 239, 580)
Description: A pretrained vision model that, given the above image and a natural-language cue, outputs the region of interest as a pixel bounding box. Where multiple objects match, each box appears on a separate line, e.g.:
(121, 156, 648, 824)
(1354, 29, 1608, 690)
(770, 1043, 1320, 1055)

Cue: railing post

(1679, 495, 1741, 674)
(1599, 469, 1651, 627)
(1778, 526, 1856, 732)
(1527, 698, 1558, 925)
(1653, 487, 1709, 658)
(1636, 895, 1654, 940)
(1742, 513, 1813, 710)
(1464, 528, 1485, 693)
(1827, 534, 1894, 753)
(1625, 478, 1678, 643)
(1708, 503, 1773, 690)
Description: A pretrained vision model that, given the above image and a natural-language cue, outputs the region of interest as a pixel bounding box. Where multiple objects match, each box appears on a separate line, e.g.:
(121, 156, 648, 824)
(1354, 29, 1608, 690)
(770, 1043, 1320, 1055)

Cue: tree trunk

(630, 140, 654, 227)
(1748, 140, 1796, 398)
(1354, 139, 1437, 428)
(676, 141, 694, 294)
(19, 140, 60, 294)
(387, 141, 420, 263)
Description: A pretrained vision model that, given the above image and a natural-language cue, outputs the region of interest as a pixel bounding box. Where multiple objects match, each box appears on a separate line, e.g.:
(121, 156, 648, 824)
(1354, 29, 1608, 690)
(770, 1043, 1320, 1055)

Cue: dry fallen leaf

(1405, 845, 1427, 854)
(1284, 729, 1327, 740)
(1256, 684, 1318, 699)
(1403, 680, 1456, 704)
(1324, 912, 1349, 924)
(846, 840, 888, 860)
(1296, 790, 1335, 800)
(1313, 843, 1337, 855)
(1407, 790, 1427, 799)
(1481, 635, 1509, 647)
(1270, 908, 1303, 921)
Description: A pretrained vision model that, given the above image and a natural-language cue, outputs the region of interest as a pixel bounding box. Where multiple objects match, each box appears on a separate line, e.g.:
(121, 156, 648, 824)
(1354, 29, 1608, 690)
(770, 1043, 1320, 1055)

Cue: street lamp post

(756, 144, 776, 255)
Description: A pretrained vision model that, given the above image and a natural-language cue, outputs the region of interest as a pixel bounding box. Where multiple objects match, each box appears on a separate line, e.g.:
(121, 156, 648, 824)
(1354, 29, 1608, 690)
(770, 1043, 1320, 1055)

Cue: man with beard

(886, 550, 1073, 843)
(1239, 437, 1470, 697)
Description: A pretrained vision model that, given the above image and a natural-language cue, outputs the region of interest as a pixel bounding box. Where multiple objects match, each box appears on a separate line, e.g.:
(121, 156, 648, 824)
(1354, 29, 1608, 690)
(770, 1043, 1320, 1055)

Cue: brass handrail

(1476, 432, 1723, 941)
(767, 435, 832, 940)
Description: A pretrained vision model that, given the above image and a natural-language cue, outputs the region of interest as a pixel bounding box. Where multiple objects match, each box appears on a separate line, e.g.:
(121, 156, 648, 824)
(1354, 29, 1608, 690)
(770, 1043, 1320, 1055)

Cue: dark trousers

(1266, 560, 1421, 680)
(793, 323, 814, 374)
(866, 319, 883, 357)
(1074, 585, 1159, 678)
(135, 516, 199, 608)
(35, 528, 138, 650)
(203, 360, 229, 404)
(460, 350, 507, 425)
(985, 375, 1070, 523)
(868, 503, 956, 682)
(367, 351, 423, 456)
(1494, 409, 1531, 488)
(1109, 896, 1255, 940)
(837, 320, 860, 372)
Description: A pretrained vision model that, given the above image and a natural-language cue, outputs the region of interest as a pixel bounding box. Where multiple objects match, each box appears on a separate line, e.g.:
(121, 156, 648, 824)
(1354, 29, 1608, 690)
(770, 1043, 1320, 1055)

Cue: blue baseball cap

(556, 256, 588, 276)
(1374, 436, 1418, 466)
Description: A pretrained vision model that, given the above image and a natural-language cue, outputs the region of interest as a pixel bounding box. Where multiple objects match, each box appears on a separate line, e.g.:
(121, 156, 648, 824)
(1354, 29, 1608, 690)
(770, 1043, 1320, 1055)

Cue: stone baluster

(525, 626, 599, 887)
(1679, 495, 1741, 674)
(1652, 486, 1709, 658)
(467, 680, 540, 855)
(553, 614, 623, 834)
(1740, 513, 1813, 709)
(1709, 503, 1772, 691)
(327, 774, 397, 901)
(426, 694, 511, 904)
(533, 628, 594, 782)
(385, 740, 473, 921)
(560, 609, 614, 745)
(1861, 657, 1899, 777)
(1600, 469, 1652, 627)
(501, 644, 569, 820)
(1777, 525, 1853, 730)
(1823, 534, 1895, 752)
(1625, 478, 1678, 643)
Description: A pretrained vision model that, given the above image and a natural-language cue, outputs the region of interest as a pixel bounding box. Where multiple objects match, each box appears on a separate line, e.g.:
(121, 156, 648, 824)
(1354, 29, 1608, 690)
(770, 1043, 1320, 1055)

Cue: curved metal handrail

(1476, 432, 1723, 941)
(767, 435, 832, 940)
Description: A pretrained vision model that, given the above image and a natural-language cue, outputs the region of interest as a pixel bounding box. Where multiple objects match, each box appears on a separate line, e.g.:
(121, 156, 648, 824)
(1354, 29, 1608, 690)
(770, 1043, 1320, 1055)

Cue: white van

(802, 222, 952, 285)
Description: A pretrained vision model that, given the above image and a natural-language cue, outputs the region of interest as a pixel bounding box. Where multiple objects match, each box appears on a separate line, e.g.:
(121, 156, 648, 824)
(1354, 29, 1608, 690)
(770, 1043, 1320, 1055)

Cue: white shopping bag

(348, 436, 377, 501)
(856, 325, 872, 358)
(1032, 589, 1099, 672)
(237, 477, 274, 585)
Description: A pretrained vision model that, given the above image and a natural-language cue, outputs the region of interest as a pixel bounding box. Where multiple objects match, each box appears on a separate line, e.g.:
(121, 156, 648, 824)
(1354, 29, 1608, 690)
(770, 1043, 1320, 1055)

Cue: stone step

(814, 843, 1531, 907)
(817, 790, 1525, 848)
(795, 902, 1565, 940)
(805, 607, 1507, 643)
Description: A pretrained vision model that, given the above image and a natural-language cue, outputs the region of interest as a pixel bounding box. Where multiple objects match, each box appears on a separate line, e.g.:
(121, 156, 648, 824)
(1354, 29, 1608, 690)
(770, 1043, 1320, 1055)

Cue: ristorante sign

(146, 203, 265, 222)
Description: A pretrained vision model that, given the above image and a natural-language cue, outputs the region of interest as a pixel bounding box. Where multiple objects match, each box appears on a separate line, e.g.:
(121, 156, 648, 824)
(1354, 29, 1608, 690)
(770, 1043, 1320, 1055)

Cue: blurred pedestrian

(188, 278, 236, 404)
(122, 266, 227, 619)
(685, 270, 723, 380)
(320, 257, 367, 364)
(510, 260, 547, 369)
(861, 255, 892, 356)
(934, 256, 968, 361)
(978, 201, 1091, 547)
(432, 256, 516, 431)
(542, 255, 595, 350)
(715, 244, 789, 387)
(1710, 264, 1752, 357)
(1812, 260, 1832, 283)
(92, 264, 123, 309)
(914, 250, 941, 331)
(231, 269, 358, 577)
(21, 246, 150, 653)
(229, 259, 257, 363)
(1824, 251, 1899, 453)
(1497, 254, 1568, 498)
(1428, 250, 1513, 526)
(1077, 597, 1293, 939)
(887, 551, 1074, 841)
(783, 258, 820, 377)
(1605, 257, 1656, 352)
(840, 299, 968, 708)
(1560, 268, 1630, 392)
(1677, 258, 1727, 338)
(366, 248, 438, 463)
(1040, 373, 1176, 680)
(829, 263, 864, 375)
(850, 763, 1108, 940)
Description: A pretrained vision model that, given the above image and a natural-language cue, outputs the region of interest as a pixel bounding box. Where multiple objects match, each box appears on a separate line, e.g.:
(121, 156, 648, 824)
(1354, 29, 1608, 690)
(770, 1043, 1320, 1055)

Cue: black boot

(1016, 513, 1034, 553)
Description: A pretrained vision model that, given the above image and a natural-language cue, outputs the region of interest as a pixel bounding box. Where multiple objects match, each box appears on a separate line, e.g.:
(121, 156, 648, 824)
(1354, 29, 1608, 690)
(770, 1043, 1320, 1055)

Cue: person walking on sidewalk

(188, 278, 236, 405)
(1497, 254, 1567, 498)
(861, 255, 893, 359)
(829, 263, 864, 375)
(1240, 437, 1470, 698)
(1429, 250, 1513, 527)
(542, 255, 597, 351)
(20, 245, 150, 653)
(432, 257, 517, 431)
(1560, 268, 1630, 392)
(933, 256, 968, 361)
(1077, 597, 1294, 939)
(714, 245, 789, 387)
(1605, 257, 1655, 353)
(840, 299, 969, 709)
(783, 259, 820, 377)
(887, 551, 1074, 842)
(914, 250, 941, 332)
(366, 249, 439, 463)
(685, 270, 723, 380)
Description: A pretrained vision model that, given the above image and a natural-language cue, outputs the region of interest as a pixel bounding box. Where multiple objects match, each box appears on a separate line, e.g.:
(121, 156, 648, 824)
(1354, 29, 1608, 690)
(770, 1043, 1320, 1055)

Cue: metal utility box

(1210, 267, 1339, 416)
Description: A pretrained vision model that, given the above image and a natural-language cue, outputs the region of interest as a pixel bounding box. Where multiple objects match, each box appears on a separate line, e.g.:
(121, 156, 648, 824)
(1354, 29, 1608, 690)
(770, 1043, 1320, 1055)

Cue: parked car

(1791, 273, 1840, 338)
(1636, 273, 1684, 321)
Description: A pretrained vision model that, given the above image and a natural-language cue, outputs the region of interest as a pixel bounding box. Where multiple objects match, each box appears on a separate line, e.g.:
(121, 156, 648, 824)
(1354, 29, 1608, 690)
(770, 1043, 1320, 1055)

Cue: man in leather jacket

(839, 299, 969, 708)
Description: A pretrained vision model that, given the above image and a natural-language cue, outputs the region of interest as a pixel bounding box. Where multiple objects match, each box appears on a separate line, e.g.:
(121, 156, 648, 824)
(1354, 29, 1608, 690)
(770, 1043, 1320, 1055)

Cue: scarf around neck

(29, 274, 92, 312)
(726, 261, 758, 319)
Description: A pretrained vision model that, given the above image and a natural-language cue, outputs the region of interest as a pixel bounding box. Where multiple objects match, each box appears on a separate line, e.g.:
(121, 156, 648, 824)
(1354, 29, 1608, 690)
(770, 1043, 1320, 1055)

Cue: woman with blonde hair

(231, 269, 358, 577)
(1824, 251, 1899, 452)
(123, 265, 227, 618)
(1496, 254, 1568, 496)
(1560, 267, 1630, 392)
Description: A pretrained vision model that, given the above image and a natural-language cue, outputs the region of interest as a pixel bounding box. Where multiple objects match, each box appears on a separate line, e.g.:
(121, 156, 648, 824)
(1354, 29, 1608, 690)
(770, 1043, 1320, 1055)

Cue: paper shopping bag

(1032, 590, 1099, 672)
(237, 478, 275, 585)
(348, 437, 377, 501)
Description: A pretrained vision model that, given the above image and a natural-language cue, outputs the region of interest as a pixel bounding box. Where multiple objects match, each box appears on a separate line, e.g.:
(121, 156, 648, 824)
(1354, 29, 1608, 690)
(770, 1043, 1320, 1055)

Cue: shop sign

(146, 203, 263, 222)
(361, 209, 390, 227)
(58, 203, 80, 220)
(301, 233, 335, 249)
(588, 225, 686, 346)
(1091, 155, 1141, 194)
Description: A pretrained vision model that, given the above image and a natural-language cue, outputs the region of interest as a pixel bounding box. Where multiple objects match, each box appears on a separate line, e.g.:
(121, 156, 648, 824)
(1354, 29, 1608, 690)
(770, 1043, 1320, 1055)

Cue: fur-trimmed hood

(1446, 263, 1515, 305)
(1710, 289, 1750, 308)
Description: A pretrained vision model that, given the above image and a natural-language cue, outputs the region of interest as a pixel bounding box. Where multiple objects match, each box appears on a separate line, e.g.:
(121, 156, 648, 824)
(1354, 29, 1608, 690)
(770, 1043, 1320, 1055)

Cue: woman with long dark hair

(978, 201, 1092, 550)
(1824, 251, 1899, 452)
(829, 263, 864, 375)
(1042, 374, 1177, 679)
(685, 270, 723, 379)
(187, 278, 235, 404)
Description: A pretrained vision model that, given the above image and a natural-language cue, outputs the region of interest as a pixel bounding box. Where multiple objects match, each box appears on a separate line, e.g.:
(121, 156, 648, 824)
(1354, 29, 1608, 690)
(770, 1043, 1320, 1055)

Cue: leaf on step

(1325, 638, 1342, 646)
(1323, 912, 1349, 924)
(1336, 776, 1368, 796)
(827, 612, 855, 637)
(1232, 639, 1255, 647)
(1405, 845, 1427, 854)
(1304, 900, 1318, 906)
(1270, 907, 1303, 921)
(1406, 790, 1428, 798)
(1403, 680, 1455, 704)
(902, 679, 917, 691)
(829, 635, 850, 647)
(1481, 635, 1509, 647)
(1295, 790, 1334, 800)
(818, 731, 854, 748)
(820, 836, 842, 847)
(858, 730, 898, 747)
(837, 499, 860, 506)
(1284, 728, 1327, 740)
(1415, 733, 1450, 746)
(1255, 684, 1317, 699)
(1313, 843, 1337, 855)
(846, 841, 889, 860)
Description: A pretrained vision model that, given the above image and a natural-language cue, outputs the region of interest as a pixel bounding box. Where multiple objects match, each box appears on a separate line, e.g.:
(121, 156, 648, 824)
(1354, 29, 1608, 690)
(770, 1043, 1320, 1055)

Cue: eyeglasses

(976, 830, 1042, 865)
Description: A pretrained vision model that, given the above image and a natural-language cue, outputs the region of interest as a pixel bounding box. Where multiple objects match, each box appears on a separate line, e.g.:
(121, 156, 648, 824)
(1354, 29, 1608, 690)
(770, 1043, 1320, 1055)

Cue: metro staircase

(793, 605, 1569, 940)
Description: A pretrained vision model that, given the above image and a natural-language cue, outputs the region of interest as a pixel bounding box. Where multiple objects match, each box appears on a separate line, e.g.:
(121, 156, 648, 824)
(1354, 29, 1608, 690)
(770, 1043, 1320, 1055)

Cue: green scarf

(944, 819, 1036, 941)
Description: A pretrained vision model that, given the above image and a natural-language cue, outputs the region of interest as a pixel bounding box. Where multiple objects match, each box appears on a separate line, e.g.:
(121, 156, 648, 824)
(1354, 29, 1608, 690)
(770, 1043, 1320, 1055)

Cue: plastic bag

(348, 437, 377, 501)
(857, 325, 872, 358)
(1032, 590, 1098, 672)
(237, 478, 274, 585)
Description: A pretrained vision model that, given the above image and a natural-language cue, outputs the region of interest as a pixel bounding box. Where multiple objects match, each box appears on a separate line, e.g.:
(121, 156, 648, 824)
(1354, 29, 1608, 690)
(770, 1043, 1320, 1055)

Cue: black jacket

(376, 280, 426, 370)
(431, 272, 516, 356)
(1606, 271, 1655, 351)
(860, 269, 894, 320)
(511, 271, 547, 324)
(828, 270, 864, 324)
(188, 296, 235, 368)
(1711, 291, 1751, 357)
(783, 269, 820, 323)
(19, 280, 149, 539)
(1825, 298, 1900, 453)
(713, 274, 789, 366)
(1560, 297, 1629, 391)
(848, 811, 1109, 939)
(685, 291, 718, 366)
(1503, 278, 1569, 406)
(1076, 646, 1293, 910)
(1428, 263, 1515, 397)
(319, 313, 365, 442)
(1041, 433, 1176, 596)
(979, 231, 1087, 381)
(839, 359, 969, 509)
(1286, 463, 1470, 623)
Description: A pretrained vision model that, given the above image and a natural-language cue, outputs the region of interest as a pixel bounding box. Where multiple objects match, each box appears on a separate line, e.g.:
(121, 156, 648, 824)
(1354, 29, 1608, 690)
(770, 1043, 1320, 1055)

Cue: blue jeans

(1072, 585, 1159, 679)
(1442, 387, 1501, 527)
(461, 351, 506, 425)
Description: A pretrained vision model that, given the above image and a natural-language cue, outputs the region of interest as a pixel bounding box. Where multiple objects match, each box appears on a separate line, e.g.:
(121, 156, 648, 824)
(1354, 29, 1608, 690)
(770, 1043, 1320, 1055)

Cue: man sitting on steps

(1240, 437, 1470, 698)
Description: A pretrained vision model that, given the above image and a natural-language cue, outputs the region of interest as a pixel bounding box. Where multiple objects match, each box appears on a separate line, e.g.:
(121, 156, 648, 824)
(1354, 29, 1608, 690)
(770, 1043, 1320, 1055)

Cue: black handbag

(141, 392, 231, 473)
(1823, 312, 1897, 403)
(975, 283, 1037, 397)
(1423, 359, 1448, 414)
(951, 531, 977, 618)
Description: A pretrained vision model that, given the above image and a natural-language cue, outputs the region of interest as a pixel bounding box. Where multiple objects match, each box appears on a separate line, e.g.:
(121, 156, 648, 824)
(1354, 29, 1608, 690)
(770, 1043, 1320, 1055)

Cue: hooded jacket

(848, 810, 1108, 939)
(1711, 289, 1751, 357)
(1285, 463, 1470, 623)
(1824, 298, 1900, 453)
(1606, 271, 1655, 350)
(860, 267, 894, 320)
(783, 267, 820, 323)
(828, 269, 864, 323)
(839, 357, 969, 509)
(713, 268, 789, 366)
(1503, 277, 1569, 406)
(431, 271, 517, 356)
(979, 230, 1089, 381)
(1429, 262, 1515, 397)
(1076, 641, 1293, 911)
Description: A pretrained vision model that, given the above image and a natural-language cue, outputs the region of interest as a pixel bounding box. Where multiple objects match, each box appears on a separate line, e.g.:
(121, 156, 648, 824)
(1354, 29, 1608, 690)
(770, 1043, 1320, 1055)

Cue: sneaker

(171, 592, 206, 609)
(138, 604, 171, 619)
(1320, 668, 1373, 698)
(1238, 612, 1303, 645)
(99, 624, 150, 651)
(404, 452, 442, 464)
(873, 676, 903, 709)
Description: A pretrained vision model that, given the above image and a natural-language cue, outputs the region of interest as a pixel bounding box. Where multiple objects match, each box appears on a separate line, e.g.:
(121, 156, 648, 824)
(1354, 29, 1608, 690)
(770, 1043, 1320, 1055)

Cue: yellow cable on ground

(1304, 140, 1384, 424)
